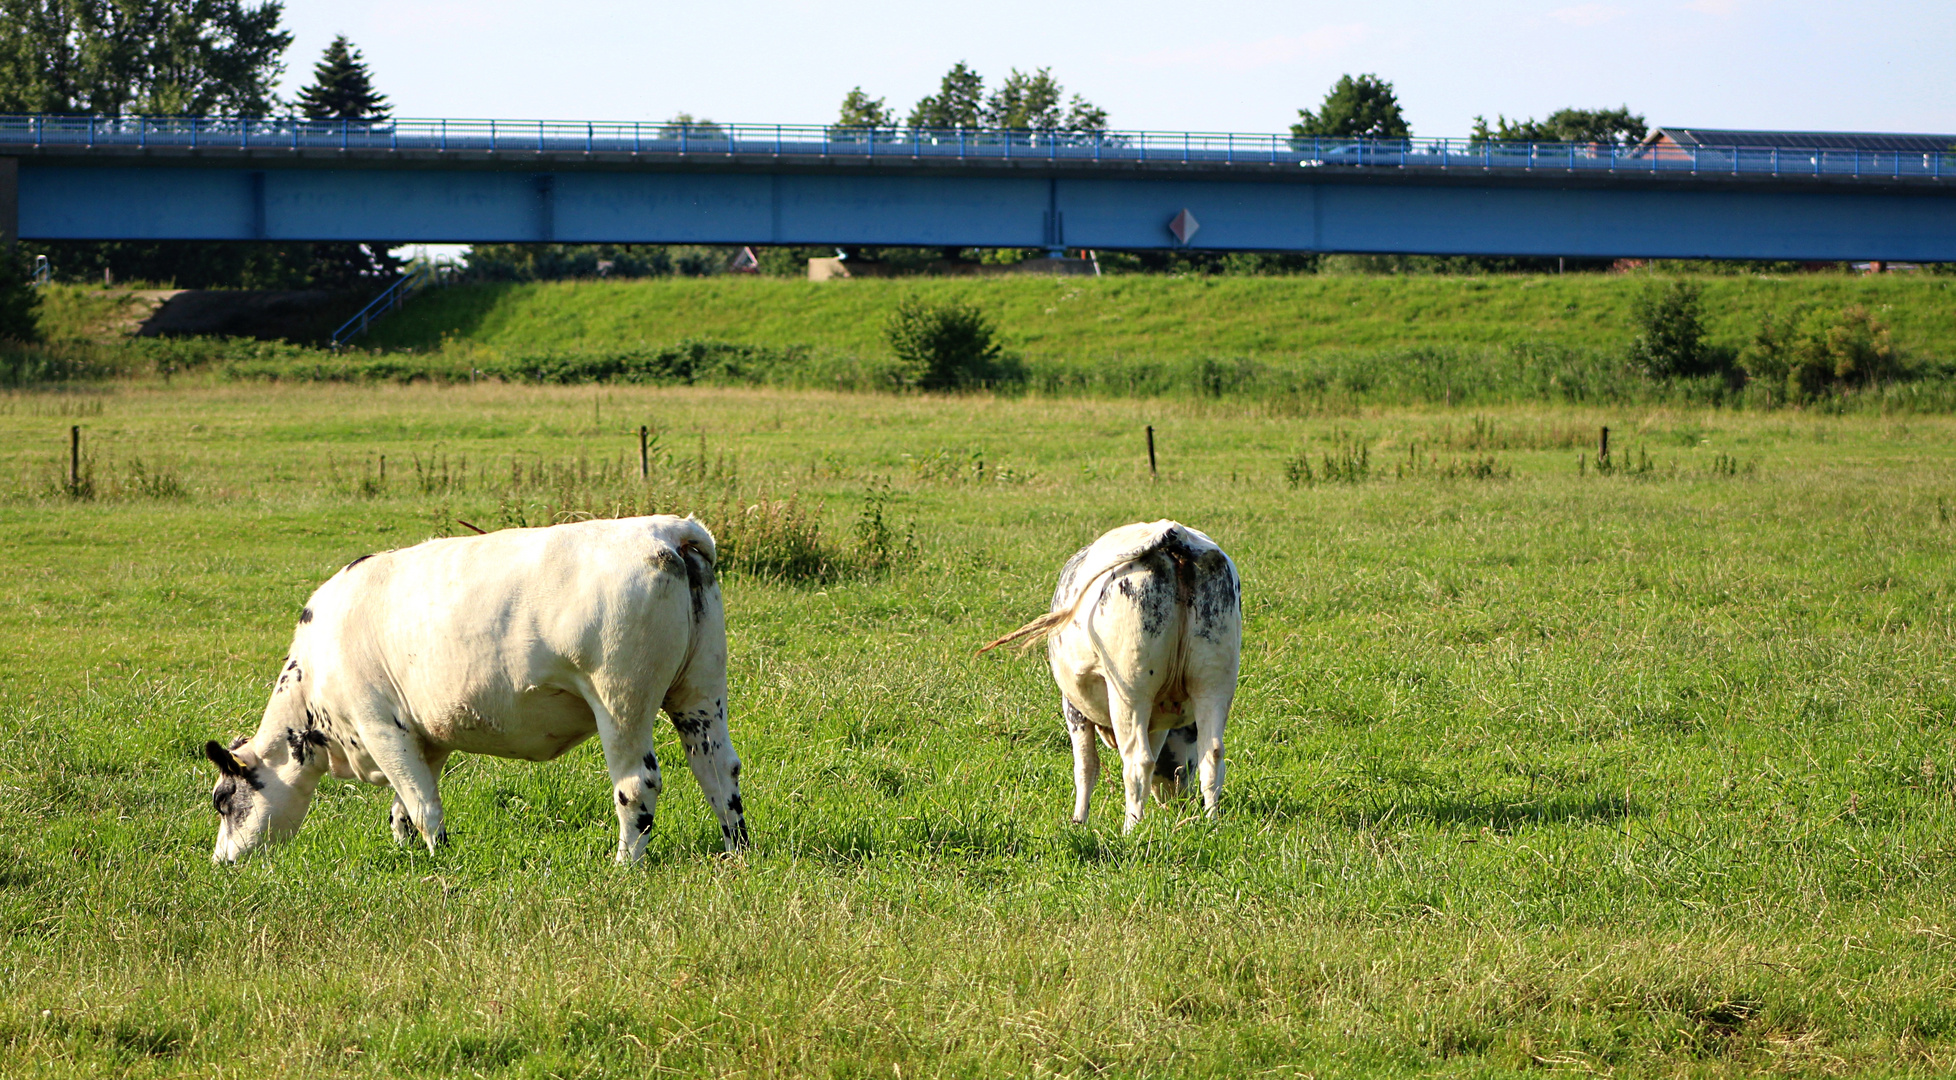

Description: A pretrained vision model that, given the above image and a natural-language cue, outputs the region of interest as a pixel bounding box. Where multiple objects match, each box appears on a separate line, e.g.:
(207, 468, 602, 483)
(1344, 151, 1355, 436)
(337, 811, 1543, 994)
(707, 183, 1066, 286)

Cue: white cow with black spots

(984, 521, 1242, 832)
(204, 514, 747, 864)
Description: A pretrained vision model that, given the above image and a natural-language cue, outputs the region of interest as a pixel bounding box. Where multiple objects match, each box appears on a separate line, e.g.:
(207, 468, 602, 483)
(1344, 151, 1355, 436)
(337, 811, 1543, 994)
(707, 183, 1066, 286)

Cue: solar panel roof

(1653, 127, 1956, 152)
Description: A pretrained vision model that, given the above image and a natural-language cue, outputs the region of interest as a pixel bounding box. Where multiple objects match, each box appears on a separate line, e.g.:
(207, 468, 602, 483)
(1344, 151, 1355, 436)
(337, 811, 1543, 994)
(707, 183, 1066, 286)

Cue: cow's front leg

(363, 720, 446, 853)
(389, 793, 414, 845)
(1151, 723, 1197, 804)
(1064, 699, 1100, 824)
(386, 749, 450, 846)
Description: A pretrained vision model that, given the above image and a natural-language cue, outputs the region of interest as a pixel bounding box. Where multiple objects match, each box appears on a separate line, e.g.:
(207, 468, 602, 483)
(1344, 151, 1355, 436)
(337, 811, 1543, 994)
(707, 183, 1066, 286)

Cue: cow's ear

(205, 740, 247, 777)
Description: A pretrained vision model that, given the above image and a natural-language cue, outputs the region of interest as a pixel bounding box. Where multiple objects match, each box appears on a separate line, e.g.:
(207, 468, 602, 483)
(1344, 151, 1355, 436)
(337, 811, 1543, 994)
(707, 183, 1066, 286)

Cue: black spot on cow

(635, 812, 655, 834)
(1063, 699, 1091, 732)
(671, 712, 709, 737)
(298, 607, 313, 624)
(727, 792, 744, 816)
(283, 657, 298, 672)
(392, 717, 407, 732)
(284, 727, 327, 765)
(345, 553, 374, 571)
(227, 735, 250, 751)
(617, 790, 630, 806)
(1191, 554, 1239, 642)
(1134, 551, 1182, 638)
(730, 761, 741, 780)
(642, 751, 658, 772)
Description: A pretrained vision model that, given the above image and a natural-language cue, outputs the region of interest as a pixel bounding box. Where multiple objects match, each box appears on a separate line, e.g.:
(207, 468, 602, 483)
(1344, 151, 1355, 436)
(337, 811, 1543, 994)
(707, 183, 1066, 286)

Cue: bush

(0, 249, 43, 343)
(1627, 280, 1729, 379)
(884, 296, 1019, 390)
(1739, 304, 1902, 399)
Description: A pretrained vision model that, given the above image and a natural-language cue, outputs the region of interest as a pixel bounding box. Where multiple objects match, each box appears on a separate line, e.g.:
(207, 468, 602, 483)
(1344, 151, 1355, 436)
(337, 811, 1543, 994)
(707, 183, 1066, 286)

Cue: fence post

(1146, 425, 1157, 479)
(639, 426, 649, 479)
(69, 425, 79, 494)
(1598, 426, 1610, 469)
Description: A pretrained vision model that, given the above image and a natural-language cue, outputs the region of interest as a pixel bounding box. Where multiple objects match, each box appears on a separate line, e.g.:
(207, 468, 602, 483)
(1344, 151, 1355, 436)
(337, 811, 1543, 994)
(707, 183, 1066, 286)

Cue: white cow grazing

(204, 514, 747, 864)
(984, 521, 1241, 832)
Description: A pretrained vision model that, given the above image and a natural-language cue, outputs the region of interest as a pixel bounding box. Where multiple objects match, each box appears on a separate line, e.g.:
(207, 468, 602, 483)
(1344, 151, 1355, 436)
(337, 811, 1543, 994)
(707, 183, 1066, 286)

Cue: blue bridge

(1, 115, 1952, 260)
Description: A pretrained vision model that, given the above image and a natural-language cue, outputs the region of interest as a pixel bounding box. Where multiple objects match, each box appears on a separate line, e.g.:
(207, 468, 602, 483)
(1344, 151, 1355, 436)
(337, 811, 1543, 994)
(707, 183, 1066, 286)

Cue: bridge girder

(7, 151, 1955, 261)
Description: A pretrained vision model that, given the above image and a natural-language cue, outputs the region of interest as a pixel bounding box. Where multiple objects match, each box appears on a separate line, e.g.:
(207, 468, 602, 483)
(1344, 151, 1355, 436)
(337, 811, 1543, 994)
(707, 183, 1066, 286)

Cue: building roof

(1648, 127, 1956, 152)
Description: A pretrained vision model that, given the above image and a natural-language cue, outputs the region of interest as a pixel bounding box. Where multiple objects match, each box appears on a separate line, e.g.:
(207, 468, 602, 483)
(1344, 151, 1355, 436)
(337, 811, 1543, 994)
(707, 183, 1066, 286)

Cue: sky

(276, 0, 1956, 138)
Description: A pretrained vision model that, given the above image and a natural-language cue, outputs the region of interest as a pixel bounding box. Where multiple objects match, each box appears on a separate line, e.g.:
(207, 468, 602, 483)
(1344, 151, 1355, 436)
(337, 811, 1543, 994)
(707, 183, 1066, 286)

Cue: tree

(885, 295, 1015, 390)
(903, 62, 1106, 133)
(905, 61, 985, 130)
(659, 112, 725, 139)
(835, 86, 893, 128)
(0, 0, 291, 116)
(291, 34, 395, 286)
(1628, 279, 1730, 379)
(1471, 106, 1646, 146)
(0, 248, 42, 342)
(294, 34, 388, 120)
(983, 67, 1105, 133)
(1291, 73, 1409, 140)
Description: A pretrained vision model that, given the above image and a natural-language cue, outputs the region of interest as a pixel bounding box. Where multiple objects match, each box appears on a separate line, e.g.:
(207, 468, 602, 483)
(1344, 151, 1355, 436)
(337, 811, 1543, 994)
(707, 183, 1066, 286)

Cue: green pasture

(4, 382, 1956, 1076)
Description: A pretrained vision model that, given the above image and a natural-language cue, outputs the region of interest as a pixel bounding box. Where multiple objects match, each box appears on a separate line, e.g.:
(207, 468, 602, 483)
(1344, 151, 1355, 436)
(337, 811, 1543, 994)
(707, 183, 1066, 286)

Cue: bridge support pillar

(0, 157, 16, 250)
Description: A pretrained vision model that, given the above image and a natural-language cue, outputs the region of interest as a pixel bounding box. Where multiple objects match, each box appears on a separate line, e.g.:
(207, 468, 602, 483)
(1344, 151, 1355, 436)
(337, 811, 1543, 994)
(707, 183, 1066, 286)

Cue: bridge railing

(1, 115, 1949, 183)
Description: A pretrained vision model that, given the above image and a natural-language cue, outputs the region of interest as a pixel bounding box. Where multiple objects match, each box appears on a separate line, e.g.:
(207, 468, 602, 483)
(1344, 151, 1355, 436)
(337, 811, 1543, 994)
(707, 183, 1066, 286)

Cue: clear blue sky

(278, 0, 1955, 136)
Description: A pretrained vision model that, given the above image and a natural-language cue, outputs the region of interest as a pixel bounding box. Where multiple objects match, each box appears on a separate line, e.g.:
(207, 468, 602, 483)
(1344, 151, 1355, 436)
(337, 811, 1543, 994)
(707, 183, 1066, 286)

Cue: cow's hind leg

(666, 690, 746, 851)
(572, 676, 668, 865)
(1064, 698, 1100, 825)
(1108, 696, 1157, 834)
(1186, 685, 1233, 818)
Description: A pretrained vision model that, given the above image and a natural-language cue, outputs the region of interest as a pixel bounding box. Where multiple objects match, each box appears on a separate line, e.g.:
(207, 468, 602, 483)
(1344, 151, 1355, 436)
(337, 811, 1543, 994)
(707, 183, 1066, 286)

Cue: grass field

(361, 272, 1956, 364)
(5, 381, 1956, 1076)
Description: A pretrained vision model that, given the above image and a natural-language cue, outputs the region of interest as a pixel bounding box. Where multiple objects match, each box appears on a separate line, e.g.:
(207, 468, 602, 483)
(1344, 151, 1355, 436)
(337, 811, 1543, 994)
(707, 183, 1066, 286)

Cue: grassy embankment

(14, 272, 1956, 408)
(5, 382, 1956, 1075)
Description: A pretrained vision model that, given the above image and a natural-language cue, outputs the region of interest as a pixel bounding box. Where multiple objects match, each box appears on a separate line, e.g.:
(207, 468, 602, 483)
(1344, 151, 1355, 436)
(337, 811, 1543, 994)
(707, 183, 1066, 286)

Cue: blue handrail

(331, 267, 430, 349)
(0, 114, 1950, 185)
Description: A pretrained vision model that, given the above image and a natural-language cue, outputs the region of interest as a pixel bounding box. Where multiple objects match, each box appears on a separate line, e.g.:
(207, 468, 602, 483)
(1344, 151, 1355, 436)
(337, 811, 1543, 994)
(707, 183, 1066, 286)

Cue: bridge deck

(4, 117, 1953, 259)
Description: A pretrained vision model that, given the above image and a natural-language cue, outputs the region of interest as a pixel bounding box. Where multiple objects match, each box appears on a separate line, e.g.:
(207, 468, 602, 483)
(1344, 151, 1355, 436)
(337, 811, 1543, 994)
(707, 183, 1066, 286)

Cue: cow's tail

(670, 515, 718, 624)
(978, 522, 1184, 656)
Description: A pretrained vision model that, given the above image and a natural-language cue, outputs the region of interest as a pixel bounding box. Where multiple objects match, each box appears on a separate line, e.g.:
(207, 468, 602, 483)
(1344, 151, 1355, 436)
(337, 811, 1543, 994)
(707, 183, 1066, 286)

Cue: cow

(982, 520, 1241, 832)
(203, 514, 748, 864)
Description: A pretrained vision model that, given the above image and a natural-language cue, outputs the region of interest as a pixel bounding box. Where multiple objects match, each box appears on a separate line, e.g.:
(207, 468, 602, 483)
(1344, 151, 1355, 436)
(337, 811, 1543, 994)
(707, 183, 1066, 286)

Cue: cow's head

(205, 730, 327, 863)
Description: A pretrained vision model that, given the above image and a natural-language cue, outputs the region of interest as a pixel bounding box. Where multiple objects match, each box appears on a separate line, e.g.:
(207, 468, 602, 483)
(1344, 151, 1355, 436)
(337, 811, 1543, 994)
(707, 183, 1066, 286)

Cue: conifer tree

(293, 35, 398, 286)
(295, 35, 389, 120)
